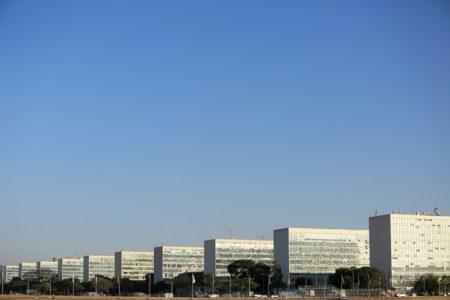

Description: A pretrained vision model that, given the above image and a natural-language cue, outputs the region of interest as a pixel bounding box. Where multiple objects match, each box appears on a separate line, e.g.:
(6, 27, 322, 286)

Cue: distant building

(19, 262, 38, 280)
(370, 213, 450, 289)
(204, 239, 274, 277)
(58, 258, 84, 281)
(154, 246, 204, 282)
(274, 227, 369, 284)
(37, 260, 58, 280)
(83, 255, 115, 282)
(2, 265, 19, 283)
(114, 251, 153, 281)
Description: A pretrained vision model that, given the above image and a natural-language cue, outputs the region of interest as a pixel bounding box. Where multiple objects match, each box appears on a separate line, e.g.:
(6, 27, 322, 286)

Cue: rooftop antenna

(373, 210, 378, 216)
(221, 226, 241, 239)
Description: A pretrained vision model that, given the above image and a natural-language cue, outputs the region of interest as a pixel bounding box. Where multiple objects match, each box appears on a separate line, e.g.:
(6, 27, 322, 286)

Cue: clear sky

(1, 0, 450, 264)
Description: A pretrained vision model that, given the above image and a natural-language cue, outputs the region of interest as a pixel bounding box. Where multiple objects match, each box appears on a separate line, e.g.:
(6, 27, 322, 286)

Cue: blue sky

(1, 0, 450, 264)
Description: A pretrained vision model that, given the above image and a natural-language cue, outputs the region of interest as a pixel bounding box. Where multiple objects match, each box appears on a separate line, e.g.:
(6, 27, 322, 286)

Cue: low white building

(37, 260, 58, 280)
(370, 213, 450, 289)
(2, 265, 19, 283)
(115, 251, 154, 281)
(274, 227, 370, 284)
(83, 255, 115, 282)
(154, 246, 204, 282)
(19, 262, 38, 280)
(204, 239, 274, 277)
(58, 258, 84, 281)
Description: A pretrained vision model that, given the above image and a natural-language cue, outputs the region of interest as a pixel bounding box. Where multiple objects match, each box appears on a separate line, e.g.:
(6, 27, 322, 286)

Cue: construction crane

(222, 226, 241, 239)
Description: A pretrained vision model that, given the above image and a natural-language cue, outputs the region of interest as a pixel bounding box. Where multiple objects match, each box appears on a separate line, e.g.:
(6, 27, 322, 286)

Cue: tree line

(3, 264, 449, 296)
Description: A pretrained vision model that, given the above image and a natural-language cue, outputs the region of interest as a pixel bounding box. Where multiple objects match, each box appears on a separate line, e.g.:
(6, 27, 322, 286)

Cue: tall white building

(37, 260, 58, 280)
(154, 246, 204, 282)
(204, 239, 274, 277)
(370, 213, 450, 289)
(115, 251, 154, 281)
(19, 262, 38, 280)
(274, 227, 369, 284)
(58, 258, 84, 281)
(2, 265, 19, 283)
(83, 255, 115, 282)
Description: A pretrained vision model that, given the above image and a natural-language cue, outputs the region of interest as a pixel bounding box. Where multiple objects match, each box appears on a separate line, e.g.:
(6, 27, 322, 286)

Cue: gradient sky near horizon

(1, 0, 450, 264)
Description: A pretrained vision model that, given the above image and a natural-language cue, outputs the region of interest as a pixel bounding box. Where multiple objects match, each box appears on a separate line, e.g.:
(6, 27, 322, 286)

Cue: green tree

(329, 267, 385, 289)
(295, 276, 313, 288)
(153, 280, 170, 294)
(414, 274, 439, 294)
(119, 278, 135, 294)
(329, 268, 356, 289)
(53, 279, 84, 295)
(441, 275, 450, 294)
(5, 278, 28, 294)
(31, 282, 51, 294)
(88, 275, 114, 294)
(250, 262, 285, 294)
(204, 274, 227, 293)
(228, 260, 255, 279)
(173, 272, 205, 295)
(204, 273, 226, 293)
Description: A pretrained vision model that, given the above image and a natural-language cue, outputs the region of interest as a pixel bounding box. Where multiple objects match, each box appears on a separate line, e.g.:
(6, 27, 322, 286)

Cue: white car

(395, 293, 407, 297)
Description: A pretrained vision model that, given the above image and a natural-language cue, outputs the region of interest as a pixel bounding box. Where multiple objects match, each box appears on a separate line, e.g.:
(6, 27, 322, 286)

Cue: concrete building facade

(37, 260, 58, 280)
(58, 258, 84, 281)
(274, 227, 369, 284)
(2, 265, 19, 283)
(19, 262, 38, 280)
(204, 239, 274, 277)
(369, 213, 450, 289)
(83, 255, 115, 282)
(114, 251, 153, 281)
(154, 246, 204, 282)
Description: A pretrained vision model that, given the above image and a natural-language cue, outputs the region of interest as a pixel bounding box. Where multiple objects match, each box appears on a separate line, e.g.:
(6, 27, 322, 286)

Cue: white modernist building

(204, 239, 274, 277)
(369, 213, 450, 290)
(58, 258, 84, 281)
(154, 246, 204, 282)
(83, 255, 115, 282)
(37, 260, 58, 280)
(1, 265, 19, 283)
(19, 262, 38, 280)
(115, 251, 154, 281)
(274, 227, 370, 284)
